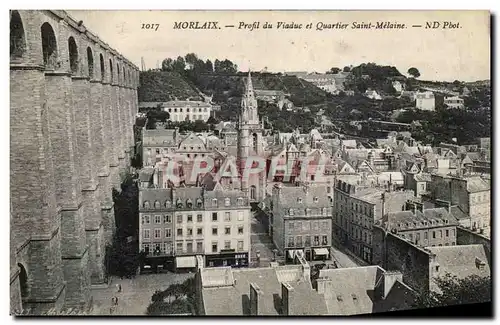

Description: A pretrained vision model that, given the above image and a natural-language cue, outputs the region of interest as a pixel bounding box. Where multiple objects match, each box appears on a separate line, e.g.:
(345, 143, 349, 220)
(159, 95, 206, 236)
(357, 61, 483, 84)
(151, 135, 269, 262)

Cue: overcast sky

(67, 10, 490, 82)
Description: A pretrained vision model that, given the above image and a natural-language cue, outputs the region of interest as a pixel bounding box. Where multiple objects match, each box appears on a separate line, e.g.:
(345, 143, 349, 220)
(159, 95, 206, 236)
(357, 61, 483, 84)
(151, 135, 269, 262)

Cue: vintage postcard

(10, 10, 491, 316)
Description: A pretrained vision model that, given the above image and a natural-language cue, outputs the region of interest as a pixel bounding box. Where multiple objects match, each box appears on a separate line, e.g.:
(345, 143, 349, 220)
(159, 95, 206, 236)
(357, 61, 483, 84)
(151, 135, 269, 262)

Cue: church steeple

(240, 70, 258, 124)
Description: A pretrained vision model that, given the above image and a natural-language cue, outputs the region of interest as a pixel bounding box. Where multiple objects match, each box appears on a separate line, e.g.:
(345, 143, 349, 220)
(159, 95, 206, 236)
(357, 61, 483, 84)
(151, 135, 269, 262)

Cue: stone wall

(10, 10, 139, 314)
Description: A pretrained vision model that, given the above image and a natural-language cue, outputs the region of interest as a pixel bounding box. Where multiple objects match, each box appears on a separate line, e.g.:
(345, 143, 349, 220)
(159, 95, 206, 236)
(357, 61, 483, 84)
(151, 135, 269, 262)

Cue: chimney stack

(249, 283, 263, 316)
(375, 271, 403, 300)
(281, 282, 295, 315)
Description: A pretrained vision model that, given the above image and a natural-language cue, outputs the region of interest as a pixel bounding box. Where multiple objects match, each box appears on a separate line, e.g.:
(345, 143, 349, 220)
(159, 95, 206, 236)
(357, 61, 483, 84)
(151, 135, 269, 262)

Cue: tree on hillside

(205, 59, 214, 73)
(343, 66, 351, 72)
(184, 53, 198, 68)
(327, 67, 341, 74)
(172, 56, 186, 73)
(414, 273, 491, 308)
(161, 58, 174, 71)
(408, 67, 421, 79)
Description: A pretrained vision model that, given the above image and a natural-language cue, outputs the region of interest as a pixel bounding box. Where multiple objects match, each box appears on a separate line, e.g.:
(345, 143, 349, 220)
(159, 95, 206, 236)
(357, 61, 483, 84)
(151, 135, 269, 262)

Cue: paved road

(249, 209, 277, 268)
(90, 273, 194, 315)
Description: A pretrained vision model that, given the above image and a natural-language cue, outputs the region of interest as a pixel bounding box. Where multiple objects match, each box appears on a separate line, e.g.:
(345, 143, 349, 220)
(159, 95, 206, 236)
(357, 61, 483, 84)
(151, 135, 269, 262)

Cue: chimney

(249, 283, 263, 316)
(315, 277, 332, 295)
(375, 271, 403, 300)
(281, 282, 295, 316)
(157, 169, 163, 188)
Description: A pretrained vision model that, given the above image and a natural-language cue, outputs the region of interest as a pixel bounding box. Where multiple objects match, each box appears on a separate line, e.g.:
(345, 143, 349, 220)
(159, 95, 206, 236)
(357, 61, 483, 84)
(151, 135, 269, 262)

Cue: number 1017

(142, 23, 160, 31)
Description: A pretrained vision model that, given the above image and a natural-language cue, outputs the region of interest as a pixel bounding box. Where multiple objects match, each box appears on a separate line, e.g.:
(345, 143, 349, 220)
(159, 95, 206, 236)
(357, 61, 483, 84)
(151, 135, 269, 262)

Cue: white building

(415, 91, 435, 111)
(365, 90, 382, 100)
(164, 100, 212, 122)
(444, 96, 465, 109)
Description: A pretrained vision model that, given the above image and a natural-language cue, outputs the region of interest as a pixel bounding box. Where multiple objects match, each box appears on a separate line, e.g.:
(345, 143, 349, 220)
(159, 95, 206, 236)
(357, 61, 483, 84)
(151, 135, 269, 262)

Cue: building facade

(138, 187, 251, 270)
(444, 96, 465, 109)
(271, 183, 333, 262)
(415, 91, 435, 111)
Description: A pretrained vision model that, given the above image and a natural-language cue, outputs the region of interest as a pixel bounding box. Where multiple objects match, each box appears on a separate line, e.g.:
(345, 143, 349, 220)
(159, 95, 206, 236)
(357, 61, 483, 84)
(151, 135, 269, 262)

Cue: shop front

(175, 255, 198, 273)
(205, 250, 249, 268)
(312, 247, 330, 261)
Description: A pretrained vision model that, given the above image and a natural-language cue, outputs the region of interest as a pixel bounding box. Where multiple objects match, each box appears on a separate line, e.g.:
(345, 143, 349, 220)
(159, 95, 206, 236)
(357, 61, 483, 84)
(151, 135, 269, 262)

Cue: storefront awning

(314, 248, 330, 256)
(287, 250, 304, 259)
(288, 250, 296, 258)
(176, 256, 197, 268)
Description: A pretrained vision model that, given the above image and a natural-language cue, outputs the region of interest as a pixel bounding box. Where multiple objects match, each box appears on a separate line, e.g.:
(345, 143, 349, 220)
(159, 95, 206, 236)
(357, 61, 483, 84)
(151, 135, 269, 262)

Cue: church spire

(246, 70, 253, 93)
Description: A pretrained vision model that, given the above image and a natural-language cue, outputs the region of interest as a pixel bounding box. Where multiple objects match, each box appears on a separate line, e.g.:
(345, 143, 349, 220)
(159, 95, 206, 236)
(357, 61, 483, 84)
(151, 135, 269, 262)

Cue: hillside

(138, 71, 203, 102)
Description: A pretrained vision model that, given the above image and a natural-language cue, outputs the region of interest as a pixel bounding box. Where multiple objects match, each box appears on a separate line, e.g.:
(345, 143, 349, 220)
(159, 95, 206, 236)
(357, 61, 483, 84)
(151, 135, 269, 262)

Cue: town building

(444, 96, 465, 109)
(270, 183, 333, 262)
(333, 180, 415, 263)
(138, 186, 251, 271)
(254, 89, 291, 110)
(364, 89, 382, 100)
(372, 226, 491, 295)
(141, 100, 213, 122)
(415, 91, 435, 111)
(142, 128, 180, 166)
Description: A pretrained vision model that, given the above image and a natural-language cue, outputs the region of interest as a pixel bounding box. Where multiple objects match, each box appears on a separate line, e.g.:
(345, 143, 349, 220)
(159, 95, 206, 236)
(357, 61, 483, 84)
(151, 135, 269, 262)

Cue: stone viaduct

(10, 10, 139, 314)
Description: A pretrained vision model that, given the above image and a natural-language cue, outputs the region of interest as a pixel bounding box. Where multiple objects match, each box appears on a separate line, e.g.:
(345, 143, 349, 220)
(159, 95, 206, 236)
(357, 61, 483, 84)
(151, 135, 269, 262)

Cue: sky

(67, 10, 491, 82)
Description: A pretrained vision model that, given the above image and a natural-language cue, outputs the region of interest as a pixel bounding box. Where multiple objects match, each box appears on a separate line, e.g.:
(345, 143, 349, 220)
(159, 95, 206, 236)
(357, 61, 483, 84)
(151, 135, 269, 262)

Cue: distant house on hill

(364, 89, 382, 100)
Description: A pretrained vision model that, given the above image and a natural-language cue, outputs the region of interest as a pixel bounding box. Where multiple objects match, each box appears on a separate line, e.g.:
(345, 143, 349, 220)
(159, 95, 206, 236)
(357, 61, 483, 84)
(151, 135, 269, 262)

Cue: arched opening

(128, 70, 131, 86)
(10, 11, 26, 59)
(17, 263, 28, 299)
(250, 185, 257, 201)
(109, 59, 113, 82)
(123, 69, 126, 85)
(116, 63, 120, 84)
(41, 22, 58, 69)
(100, 54, 105, 81)
(87, 47, 94, 78)
(68, 36, 78, 74)
(252, 133, 258, 153)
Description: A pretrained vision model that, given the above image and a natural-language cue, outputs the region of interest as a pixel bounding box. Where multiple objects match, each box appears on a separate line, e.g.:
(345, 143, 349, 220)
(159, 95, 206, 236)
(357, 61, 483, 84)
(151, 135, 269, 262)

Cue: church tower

(238, 71, 264, 202)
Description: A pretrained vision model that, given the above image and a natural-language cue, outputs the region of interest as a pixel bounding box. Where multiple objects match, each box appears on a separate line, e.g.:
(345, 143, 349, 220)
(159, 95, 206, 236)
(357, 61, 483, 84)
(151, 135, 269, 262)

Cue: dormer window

(237, 198, 244, 206)
(289, 208, 294, 216)
(197, 198, 203, 208)
(165, 201, 171, 208)
(176, 199, 183, 208)
(225, 198, 231, 207)
(313, 197, 319, 203)
(322, 208, 327, 215)
(186, 199, 193, 208)
(212, 198, 218, 207)
(297, 198, 303, 204)
(154, 200, 161, 209)
(476, 258, 486, 270)
(143, 201, 150, 209)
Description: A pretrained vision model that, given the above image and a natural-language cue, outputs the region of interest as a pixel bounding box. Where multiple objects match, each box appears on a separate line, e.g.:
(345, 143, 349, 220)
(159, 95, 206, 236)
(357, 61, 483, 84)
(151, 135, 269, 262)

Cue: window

(237, 198, 244, 206)
(165, 201, 171, 208)
(194, 227, 202, 236)
(187, 215, 193, 223)
(212, 212, 218, 221)
(212, 199, 218, 207)
(433, 231, 436, 239)
(409, 233, 413, 241)
(154, 215, 161, 224)
(165, 228, 171, 238)
(142, 243, 150, 254)
(238, 226, 244, 235)
(446, 229, 449, 237)
(224, 212, 231, 222)
(305, 235, 311, 246)
(439, 230, 442, 238)
(424, 232, 428, 239)
(452, 229, 455, 236)
(177, 228, 183, 236)
(225, 198, 231, 207)
(224, 241, 231, 249)
(296, 236, 303, 247)
(196, 241, 203, 252)
(187, 228, 193, 236)
(322, 235, 328, 245)
(250, 186, 257, 200)
(296, 221, 302, 230)
(142, 215, 150, 225)
(154, 200, 161, 209)
(212, 227, 218, 235)
(452, 242, 455, 245)
(297, 198, 303, 204)
(143, 229, 150, 240)
(197, 214, 203, 222)
(322, 221, 328, 229)
(313, 236, 320, 246)
(416, 233, 420, 241)
(186, 242, 193, 253)
(314, 197, 319, 203)
(154, 229, 161, 239)
(212, 242, 218, 253)
(312, 221, 319, 230)
(225, 227, 231, 235)
(322, 208, 327, 215)
(163, 215, 172, 223)
(238, 211, 244, 221)
(289, 208, 294, 216)
(287, 236, 295, 247)
(176, 242, 183, 253)
(177, 215, 183, 223)
(196, 199, 202, 208)
(237, 241, 244, 251)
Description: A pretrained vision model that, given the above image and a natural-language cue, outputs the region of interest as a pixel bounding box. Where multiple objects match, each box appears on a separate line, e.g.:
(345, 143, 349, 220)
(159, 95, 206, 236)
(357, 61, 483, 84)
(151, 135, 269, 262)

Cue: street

(249, 209, 277, 268)
(90, 273, 194, 315)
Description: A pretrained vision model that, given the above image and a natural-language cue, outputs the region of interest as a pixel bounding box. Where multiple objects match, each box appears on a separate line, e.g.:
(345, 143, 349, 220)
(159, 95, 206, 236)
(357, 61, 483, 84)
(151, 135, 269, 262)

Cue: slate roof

(278, 184, 331, 208)
(450, 206, 469, 220)
(414, 173, 432, 182)
(143, 129, 179, 146)
(201, 265, 324, 315)
(426, 244, 491, 286)
(466, 176, 490, 193)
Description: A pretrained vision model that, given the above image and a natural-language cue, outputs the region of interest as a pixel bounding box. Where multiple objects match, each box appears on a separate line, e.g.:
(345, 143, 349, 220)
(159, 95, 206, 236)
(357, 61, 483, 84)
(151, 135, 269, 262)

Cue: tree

(328, 67, 341, 74)
(184, 53, 198, 69)
(343, 66, 351, 73)
(161, 58, 174, 71)
(414, 273, 491, 308)
(408, 67, 421, 78)
(172, 56, 186, 73)
(205, 59, 213, 73)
